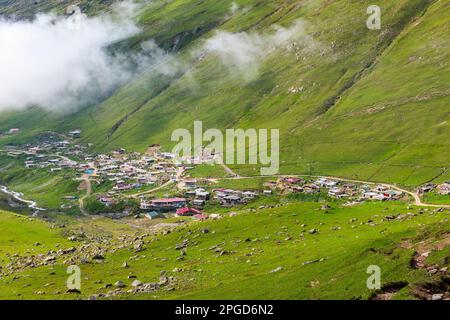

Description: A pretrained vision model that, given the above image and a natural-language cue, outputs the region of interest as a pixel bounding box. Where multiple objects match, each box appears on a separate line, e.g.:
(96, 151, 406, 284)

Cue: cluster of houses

(14, 132, 187, 208)
(361, 185, 404, 201)
(418, 182, 450, 196)
(25, 156, 78, 172)
(138, 197, 208, 220)
(213, 189, 259, 207)
(137, 175, 408, 221)
(438, 182, 450, 195)
(137, 177, 265, 219)
(267, 177, 321, 194)
(0, 128, 20, 139)
(269, 177, 404, 201)
(95, 153, 178, 190)
(91, 151, 183, 206)
(14, 136, 84, 170)
(140, 197, 187, 212)
(183, 184, 211, 208)
(97, 195, 119, 208)
(8, 131, 419, 219)
(137, 174, 264, 219)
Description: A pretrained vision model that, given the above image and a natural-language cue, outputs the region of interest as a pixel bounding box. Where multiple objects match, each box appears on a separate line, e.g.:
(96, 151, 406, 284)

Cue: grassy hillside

(0, 0, 449, 187)
(0, 210, 71, 260)
(63, 0, 450, 187)
(0, 1, 448, 302)
(0, 201, 448, 300)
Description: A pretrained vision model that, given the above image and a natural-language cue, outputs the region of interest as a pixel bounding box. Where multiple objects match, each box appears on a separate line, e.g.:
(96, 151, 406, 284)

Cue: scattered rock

(310, 280, 320, 288)
(131, 280, 142, 287)
(44, 256, 56, 263)
(62, 247, 76, 254)
(66, 288, 81, 294)
(303, 258, 326, 266)
(428, 269, 438, 275)
(175, 242, 187, 251)
(133, 243, 145, 252)
(92, 254, 105, 260)
(114, 281, 126, 288)
(432, 294, 443, 301)
(270, 266, 283, 273)
(159, 276, 169, 285)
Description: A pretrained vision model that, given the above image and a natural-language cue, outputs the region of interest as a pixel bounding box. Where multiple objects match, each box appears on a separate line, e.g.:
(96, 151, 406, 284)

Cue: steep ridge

(290, 0, 449, 185)
(0, 0, 448, 186)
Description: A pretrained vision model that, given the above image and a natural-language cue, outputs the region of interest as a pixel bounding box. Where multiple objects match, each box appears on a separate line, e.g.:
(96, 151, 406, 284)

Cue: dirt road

(78, 174, 92, 215)
(220, 162, 240, 178)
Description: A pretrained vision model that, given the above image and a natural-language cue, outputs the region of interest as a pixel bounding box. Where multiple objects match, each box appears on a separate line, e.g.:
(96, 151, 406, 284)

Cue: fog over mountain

(0, 1, 317, 112)
(203, 19, 316, 82)
(0, 2, 157, 112)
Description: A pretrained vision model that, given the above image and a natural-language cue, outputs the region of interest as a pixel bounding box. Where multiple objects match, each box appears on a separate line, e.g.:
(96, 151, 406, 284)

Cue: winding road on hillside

(78, 174, 92, 215)
(78, 162, 97, 215)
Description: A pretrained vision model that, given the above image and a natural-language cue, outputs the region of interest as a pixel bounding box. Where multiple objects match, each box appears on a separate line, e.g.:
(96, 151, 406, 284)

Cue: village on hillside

(3, 130, 449, 221)
(418, 182, 450, 196)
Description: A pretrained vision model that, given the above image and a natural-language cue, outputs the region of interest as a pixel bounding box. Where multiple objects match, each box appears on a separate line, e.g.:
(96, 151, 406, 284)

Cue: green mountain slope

(0, 0, 448, 187)
(1, 201, 449, 300)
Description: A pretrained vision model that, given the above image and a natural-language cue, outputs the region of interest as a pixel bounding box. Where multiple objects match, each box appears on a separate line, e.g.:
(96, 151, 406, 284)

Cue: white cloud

(0, 2, 175, 112)
(230, 2, 239, 14)
(0, 4, 315, 112)
(203, 19, 316, 82)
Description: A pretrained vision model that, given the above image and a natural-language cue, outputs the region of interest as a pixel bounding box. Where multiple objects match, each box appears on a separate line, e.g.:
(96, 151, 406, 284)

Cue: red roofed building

(176, 207, 203, 216)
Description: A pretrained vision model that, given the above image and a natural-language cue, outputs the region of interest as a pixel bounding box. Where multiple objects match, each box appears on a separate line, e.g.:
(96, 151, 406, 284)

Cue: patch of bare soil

(370, 282, 409, 300)
(407, 233, 450, 300)
(78, 180, 88, 191)
(410, 233, 450, 272)
(412, 276, 450, 301)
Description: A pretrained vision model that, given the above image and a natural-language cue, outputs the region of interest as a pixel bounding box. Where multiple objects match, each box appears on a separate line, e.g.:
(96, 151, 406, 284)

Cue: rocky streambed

(0, 185, 46, 214)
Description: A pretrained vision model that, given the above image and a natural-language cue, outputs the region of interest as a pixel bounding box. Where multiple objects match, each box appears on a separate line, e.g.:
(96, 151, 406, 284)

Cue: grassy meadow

(0, 200, 448, 300)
